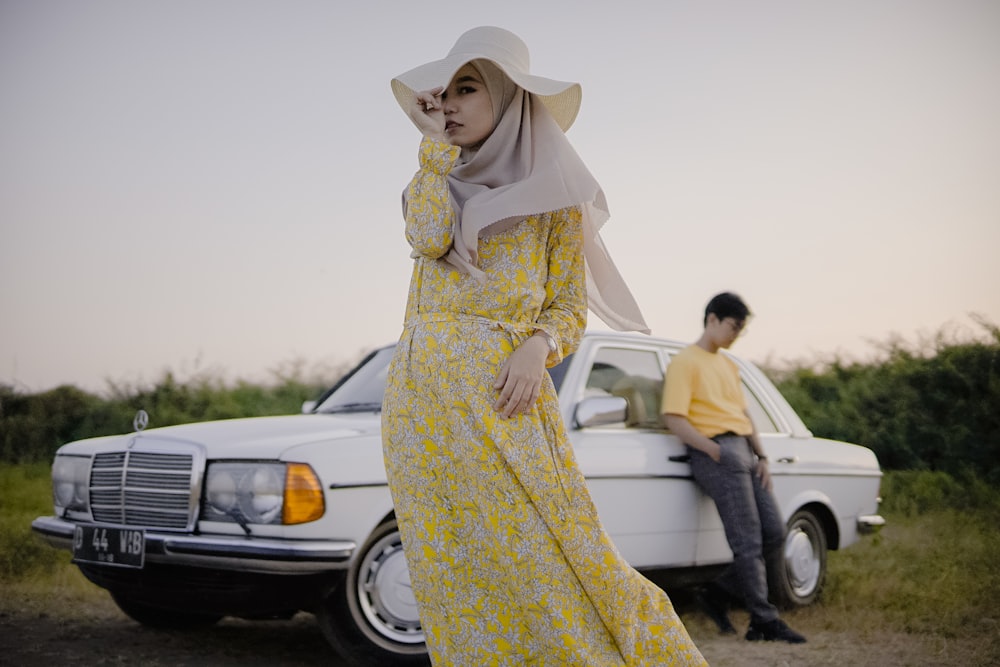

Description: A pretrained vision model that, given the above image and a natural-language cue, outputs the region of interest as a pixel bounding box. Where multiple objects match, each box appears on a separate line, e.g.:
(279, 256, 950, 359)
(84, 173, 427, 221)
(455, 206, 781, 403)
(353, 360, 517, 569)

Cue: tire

(316, 519, 429, 667)
(771, 508, 827, 608)
(110, 592, 222, 629)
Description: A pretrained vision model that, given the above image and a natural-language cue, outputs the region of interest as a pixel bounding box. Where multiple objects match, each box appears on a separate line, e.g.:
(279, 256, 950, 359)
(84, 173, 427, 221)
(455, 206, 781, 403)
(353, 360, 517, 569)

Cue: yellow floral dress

(382, 138, 707, 667)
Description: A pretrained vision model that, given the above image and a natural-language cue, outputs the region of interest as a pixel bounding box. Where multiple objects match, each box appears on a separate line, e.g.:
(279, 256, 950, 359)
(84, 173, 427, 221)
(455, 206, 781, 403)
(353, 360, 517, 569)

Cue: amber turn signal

(282, 463, 325, 524)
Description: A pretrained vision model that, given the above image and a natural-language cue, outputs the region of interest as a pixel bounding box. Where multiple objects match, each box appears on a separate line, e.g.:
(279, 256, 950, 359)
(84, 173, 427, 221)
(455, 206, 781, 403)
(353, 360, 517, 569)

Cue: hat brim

(391, 56, 582, 132)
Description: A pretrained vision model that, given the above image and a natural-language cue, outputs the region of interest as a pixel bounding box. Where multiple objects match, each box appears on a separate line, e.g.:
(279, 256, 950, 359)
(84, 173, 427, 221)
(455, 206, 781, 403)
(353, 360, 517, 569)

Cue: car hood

(57, 413, 382, 459)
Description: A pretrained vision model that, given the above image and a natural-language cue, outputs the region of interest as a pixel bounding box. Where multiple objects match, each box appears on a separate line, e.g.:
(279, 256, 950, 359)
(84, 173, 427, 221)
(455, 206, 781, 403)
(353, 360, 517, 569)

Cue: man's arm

(663, 413, 722, 462)
(745, 410, 772, 490)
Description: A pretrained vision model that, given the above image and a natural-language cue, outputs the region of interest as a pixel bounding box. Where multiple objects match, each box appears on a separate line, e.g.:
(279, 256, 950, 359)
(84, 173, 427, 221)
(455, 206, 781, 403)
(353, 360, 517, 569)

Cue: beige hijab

(406, 60, 649, 334)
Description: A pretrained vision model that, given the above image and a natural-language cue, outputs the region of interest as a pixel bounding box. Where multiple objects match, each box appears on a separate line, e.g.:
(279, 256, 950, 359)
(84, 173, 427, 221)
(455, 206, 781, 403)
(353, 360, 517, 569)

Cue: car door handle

(668, 455, 691, 463)
(776, 456, 798, 464)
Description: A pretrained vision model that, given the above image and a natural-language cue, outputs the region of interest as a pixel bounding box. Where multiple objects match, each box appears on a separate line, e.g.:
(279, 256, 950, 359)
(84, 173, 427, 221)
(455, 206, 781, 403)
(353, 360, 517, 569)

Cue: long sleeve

(533, 205, 588, 366)
(403, 136, 462, 258)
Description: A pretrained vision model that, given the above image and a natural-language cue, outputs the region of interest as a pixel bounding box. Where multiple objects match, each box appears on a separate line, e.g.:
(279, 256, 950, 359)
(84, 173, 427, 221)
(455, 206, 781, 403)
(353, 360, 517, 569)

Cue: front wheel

(316, 519, 429, 667)
(770, 508, 827, 608)
(110, 592, 222, 629)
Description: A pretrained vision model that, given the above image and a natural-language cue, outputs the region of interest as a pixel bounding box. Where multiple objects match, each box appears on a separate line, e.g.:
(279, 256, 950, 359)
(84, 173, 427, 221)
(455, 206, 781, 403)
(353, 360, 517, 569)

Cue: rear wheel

(110, 592, 222, 629)
(316, 519, 429, 666)
(771, 508, 827, 608)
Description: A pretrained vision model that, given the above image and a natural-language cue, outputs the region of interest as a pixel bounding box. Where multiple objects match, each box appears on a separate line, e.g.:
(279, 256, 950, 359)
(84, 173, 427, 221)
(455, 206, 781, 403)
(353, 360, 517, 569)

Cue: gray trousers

(688, 434, 785, 623)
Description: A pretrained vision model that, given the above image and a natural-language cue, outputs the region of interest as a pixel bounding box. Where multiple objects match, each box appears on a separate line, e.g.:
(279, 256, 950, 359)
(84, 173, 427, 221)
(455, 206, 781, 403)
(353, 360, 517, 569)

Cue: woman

(382, 26, 706, 666)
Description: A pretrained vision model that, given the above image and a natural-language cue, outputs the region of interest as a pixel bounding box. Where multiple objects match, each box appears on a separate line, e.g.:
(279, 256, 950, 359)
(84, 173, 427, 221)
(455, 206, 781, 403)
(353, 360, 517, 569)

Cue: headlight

(202, 462, 324, 526)
(245, 466, 283, 524)
(52, 455, 90, 514)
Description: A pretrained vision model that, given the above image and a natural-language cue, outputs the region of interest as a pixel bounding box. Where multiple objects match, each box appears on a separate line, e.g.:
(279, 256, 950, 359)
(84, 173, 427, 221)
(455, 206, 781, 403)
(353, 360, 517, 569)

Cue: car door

(682, 353, 795, 565)
(567, 341, 700, 568)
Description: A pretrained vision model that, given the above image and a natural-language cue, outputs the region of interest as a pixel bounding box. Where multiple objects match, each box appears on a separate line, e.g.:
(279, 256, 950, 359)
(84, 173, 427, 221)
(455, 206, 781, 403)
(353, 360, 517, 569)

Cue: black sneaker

(745, 618, 807, 644)
(694, 586, 736, 635)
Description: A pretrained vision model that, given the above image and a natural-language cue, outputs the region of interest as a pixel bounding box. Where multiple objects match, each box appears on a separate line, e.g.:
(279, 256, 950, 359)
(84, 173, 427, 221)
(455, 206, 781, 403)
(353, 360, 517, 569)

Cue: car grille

(90, 450, 198, 530)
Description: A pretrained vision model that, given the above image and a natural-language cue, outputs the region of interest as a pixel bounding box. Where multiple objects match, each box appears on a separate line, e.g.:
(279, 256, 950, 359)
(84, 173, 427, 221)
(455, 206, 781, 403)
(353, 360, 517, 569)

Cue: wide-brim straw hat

(391, 26, 582, 132)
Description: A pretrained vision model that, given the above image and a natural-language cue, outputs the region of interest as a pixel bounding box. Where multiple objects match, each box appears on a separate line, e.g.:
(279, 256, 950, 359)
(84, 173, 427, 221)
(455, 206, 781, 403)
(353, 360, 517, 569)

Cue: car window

(584, 347, 664, 428)
(743, 386, 779, 434)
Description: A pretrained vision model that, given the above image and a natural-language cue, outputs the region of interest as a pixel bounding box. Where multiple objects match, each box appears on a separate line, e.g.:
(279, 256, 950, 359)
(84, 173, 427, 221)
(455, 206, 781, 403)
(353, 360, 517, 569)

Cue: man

(661, 292, 806, 644)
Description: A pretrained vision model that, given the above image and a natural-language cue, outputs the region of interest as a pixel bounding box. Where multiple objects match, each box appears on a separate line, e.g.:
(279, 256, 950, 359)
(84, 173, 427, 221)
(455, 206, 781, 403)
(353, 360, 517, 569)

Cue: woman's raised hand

(409, 87, 446, 142)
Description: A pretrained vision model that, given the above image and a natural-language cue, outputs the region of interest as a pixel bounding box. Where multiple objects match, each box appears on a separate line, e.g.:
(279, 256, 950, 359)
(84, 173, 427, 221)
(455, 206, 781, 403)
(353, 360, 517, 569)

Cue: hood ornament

(133, 409, 149, 433)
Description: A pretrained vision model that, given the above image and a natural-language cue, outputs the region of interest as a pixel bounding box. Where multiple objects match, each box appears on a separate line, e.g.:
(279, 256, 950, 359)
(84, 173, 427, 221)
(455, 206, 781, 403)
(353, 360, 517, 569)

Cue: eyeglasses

(723, 317, 749, 337)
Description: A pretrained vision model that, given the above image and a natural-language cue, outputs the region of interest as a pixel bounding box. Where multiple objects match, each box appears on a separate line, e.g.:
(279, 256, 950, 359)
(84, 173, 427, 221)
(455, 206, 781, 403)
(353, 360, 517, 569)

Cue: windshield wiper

(322, 402, 383, 414)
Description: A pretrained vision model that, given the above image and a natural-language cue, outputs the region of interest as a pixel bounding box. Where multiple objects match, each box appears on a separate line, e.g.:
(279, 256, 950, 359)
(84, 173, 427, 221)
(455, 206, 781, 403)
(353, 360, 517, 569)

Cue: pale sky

(2, 0, 998, 394)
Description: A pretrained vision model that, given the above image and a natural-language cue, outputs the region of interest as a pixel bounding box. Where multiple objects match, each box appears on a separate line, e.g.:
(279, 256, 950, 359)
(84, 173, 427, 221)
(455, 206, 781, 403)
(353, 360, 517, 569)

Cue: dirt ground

(0, 585, 990, 667)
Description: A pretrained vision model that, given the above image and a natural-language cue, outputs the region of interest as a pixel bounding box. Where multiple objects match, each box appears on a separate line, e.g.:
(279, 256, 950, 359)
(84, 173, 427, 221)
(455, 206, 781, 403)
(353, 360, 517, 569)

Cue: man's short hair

(704, 292, 752, 326)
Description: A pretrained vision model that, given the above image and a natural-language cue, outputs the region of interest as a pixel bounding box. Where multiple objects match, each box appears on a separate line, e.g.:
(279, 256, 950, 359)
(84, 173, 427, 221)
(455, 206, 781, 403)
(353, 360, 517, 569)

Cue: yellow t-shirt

(661, 344, 753, 438)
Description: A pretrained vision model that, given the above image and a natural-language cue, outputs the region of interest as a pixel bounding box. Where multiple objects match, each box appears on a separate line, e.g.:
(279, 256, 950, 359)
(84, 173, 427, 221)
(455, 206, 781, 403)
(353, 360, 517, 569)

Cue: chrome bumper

(31, 515, 356, 574)
(857, 514, 886, 534)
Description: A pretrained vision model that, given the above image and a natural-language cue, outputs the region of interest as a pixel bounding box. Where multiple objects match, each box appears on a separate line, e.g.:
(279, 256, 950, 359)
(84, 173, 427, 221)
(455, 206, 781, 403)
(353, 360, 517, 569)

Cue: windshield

(314, 346, 396, 413)
(313, 345, 572, 414)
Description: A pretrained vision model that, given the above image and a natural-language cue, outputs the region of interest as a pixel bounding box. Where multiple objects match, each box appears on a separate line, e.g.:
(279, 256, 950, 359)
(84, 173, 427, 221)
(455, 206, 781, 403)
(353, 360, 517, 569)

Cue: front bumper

(32, 515, 356, 574)
(857, 514, 886, 534)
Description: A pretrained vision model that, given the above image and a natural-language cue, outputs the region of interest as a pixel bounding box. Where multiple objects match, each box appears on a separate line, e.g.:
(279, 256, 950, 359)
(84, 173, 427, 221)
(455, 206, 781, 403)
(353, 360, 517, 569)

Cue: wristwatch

(536, 331, 557, 353)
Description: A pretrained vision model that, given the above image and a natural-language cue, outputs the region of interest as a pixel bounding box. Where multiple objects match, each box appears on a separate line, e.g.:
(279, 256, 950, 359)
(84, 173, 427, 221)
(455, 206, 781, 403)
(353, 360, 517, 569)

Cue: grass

(0, 462, 110, 619)
(821, 512, 999, 636)
(0, 462, 64, 580)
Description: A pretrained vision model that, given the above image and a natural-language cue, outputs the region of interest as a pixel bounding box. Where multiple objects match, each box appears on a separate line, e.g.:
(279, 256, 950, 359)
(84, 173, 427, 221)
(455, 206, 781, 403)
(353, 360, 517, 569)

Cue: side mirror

(574, 396, 628, 428)
(301, 400, 317, 414)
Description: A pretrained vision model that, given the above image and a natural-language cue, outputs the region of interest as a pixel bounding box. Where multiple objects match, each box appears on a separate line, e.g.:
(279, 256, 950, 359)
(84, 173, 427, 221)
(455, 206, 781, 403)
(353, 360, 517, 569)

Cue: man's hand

(493, 335, 549, 418)
(663, 414, 722, 461)
(755, 458, 773, 490)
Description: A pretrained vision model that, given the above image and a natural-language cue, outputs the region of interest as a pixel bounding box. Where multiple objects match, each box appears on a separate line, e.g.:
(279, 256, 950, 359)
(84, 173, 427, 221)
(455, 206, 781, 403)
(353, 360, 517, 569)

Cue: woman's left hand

(493, 335, 549, 418)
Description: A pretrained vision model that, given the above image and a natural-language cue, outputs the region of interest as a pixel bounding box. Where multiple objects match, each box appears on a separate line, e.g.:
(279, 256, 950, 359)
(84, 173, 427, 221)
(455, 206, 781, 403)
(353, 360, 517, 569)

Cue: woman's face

(441, 63, 493, 149)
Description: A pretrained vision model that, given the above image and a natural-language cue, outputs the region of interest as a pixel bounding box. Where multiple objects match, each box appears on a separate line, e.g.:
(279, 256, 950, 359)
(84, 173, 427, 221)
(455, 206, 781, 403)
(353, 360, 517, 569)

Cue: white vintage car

(32, 331, 883, 665)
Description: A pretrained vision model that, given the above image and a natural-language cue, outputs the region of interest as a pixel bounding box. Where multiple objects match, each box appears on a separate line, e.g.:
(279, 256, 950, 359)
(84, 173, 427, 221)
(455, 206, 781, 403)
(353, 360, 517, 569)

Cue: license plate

(73, 526, 145, 568)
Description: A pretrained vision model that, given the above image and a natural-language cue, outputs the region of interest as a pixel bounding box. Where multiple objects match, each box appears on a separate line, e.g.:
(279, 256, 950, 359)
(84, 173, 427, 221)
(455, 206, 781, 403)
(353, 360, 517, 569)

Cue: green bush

(880, 469, 1000, 518)
(770, 318, 1000, 483)
(0, 363, 344, 464)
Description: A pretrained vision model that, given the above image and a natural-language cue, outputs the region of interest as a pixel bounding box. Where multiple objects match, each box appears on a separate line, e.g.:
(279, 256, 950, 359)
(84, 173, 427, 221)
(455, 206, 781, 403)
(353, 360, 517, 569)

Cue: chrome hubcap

(785, 525, 820, 596)
(356, 532, 424, 644)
